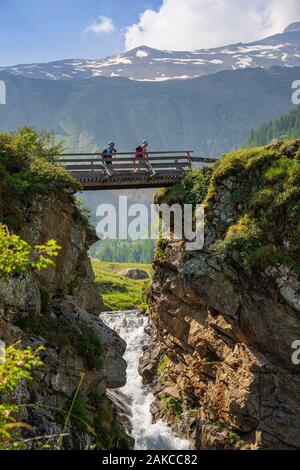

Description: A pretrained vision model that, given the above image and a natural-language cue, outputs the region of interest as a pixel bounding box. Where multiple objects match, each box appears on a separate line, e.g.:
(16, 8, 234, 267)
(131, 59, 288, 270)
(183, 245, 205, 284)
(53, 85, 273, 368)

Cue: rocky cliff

(142, 141, 300, 450)
(0, 128, 132, 449)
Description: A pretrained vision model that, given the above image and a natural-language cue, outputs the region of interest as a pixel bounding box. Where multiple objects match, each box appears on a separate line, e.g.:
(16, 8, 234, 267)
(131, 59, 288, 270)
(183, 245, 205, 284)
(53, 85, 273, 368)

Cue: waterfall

(100, 310, 190, 451)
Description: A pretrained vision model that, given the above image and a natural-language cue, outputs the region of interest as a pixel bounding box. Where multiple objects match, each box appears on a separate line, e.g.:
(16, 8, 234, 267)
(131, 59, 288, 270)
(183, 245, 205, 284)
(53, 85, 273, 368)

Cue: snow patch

(44, 72, 58, 80)
(236, 56, 253, 68)
(136, 50, 149, 58)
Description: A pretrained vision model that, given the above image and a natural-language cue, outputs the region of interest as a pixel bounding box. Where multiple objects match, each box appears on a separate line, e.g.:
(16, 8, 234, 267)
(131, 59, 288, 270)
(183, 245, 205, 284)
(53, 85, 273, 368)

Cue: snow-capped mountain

(2, 22, 300, 82)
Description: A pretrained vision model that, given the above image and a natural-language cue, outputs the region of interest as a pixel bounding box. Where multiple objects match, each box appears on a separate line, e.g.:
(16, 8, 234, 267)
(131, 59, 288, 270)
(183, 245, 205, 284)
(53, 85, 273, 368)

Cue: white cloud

(85, 16, 116, 34)
(125, 0, 300, 51)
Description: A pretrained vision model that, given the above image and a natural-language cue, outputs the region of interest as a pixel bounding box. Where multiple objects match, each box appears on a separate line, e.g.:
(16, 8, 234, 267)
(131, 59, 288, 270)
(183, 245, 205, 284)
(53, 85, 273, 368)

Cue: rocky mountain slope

(0, 128, 132, 449)
(2, 23, 300, 82)
(0, 66, 298, 156)
(141, 141, 300, 449)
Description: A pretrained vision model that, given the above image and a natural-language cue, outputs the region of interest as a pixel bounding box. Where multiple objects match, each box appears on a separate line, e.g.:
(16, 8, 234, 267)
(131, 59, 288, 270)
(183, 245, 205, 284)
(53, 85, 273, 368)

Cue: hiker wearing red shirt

(134, 139, 154, 174)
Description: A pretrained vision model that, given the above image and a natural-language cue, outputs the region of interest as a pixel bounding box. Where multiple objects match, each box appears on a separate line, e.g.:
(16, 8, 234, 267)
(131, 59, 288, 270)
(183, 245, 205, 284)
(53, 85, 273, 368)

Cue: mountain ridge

(0, 65, 298, 155)
(2, 22, 300, 82)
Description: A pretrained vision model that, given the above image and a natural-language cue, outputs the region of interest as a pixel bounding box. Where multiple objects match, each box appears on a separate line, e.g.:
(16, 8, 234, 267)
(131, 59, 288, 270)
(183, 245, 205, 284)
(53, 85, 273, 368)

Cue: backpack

(135, 146, 144, 158)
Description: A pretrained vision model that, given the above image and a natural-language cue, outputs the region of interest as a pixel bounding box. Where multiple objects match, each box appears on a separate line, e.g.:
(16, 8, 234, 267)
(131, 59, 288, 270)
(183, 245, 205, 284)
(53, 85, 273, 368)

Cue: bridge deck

(59, 152, 217, 190)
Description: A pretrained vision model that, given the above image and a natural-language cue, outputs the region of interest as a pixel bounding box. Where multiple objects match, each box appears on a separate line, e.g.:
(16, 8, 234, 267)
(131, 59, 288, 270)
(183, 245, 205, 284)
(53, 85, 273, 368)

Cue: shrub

(156, 168, 212, 206)
(58, 392, 92, 434)
(161, 396, 183, 417)
(157, 356, 171, 376)
(73, 197, 91, 227)
(0, 127, 81, 230)
(0, 344, 43, 450)
(0, 224, 61, 278)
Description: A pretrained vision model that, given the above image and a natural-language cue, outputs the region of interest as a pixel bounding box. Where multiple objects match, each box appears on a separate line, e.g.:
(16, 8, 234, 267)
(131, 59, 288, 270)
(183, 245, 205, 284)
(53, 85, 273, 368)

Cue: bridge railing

(58, 151, 217, 179)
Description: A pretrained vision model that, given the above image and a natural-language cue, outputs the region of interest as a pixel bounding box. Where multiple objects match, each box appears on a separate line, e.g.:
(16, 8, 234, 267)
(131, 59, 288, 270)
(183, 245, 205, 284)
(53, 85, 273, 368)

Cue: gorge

(0, 129, 300, 450)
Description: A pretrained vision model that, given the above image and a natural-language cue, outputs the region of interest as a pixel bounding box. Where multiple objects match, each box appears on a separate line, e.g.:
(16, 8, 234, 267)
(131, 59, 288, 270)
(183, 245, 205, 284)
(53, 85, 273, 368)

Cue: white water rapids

(100, 310, 190, 451)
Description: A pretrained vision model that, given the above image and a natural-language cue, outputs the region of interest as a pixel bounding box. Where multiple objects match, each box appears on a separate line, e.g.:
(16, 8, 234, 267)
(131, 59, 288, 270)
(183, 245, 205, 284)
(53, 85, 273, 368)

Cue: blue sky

(1, 0, 300, 66)
(0, 0, 162, 65)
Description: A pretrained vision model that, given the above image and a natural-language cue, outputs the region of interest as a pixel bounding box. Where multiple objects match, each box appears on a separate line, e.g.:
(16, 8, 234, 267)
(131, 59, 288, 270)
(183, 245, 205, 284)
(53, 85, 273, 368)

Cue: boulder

(119, 268, 149, 280)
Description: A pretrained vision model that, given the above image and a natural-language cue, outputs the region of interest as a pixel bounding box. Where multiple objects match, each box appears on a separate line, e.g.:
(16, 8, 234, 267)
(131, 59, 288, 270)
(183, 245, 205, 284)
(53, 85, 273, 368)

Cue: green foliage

(88, 392, 104, 408)
(68, 276, 80, 295)
(244, 106, 300, 147)
(228, 430, 241, 444)
(93, 416, 130, 449)
(19, 315, 103, 370)
(0, 344, 43, 450)
(154, 239, 169, 264)
(91, 239, 155, 264)
(79, 330, 103, 370)
(0, 224, 61, 278)
(211, 215, 262, 265)
(142, 278, 152, 305)
(58, 388, 130, 449)
(211, 420, 224, 430)
(155, 141, 300, 277)
(40, 288, 51, 313)
(59, 391, 92, 434)
(156, 168, 212, 206)
(157, 356, 171, 376)
(73, 197, 92, 227)
(0, 220, 61, 449)
(0, 127, 81, 230)
(207, 141, 300, 275)
(161, 396, 183, 417)
(0, 344, 43, 395)
(92, 260, 152, 311)
(231, 187, 247, 204)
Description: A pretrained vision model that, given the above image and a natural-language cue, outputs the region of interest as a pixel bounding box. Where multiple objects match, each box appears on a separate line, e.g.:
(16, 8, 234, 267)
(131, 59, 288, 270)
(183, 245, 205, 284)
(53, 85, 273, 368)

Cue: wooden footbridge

(59, 151, 217, 190)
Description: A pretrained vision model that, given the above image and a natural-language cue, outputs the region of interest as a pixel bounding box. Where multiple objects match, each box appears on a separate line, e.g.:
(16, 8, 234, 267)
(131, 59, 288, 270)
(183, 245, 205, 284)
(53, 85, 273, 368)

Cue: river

(100, 310, 190, 451)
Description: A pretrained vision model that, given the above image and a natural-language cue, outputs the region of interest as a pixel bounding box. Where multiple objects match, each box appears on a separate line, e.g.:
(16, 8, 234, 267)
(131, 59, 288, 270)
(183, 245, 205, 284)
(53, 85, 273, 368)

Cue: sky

(1, 0, 300, 66)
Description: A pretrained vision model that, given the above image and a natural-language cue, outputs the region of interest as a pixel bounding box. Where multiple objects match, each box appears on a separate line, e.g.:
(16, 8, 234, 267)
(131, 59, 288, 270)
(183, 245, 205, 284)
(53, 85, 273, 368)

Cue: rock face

(146, 146, 300, 450)
(0, 191, 131, 450)
(24, 192, 103, 314)
(119, 268, 149, 280)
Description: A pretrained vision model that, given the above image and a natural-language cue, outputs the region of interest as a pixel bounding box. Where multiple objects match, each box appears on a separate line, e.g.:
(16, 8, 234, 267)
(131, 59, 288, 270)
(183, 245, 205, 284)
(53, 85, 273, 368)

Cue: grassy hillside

(92, 260, 152, 311)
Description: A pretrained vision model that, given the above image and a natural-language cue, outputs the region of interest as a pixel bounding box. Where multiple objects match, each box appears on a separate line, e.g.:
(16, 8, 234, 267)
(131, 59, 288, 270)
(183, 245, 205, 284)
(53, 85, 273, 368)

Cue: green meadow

(92, 260, 152, 311)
